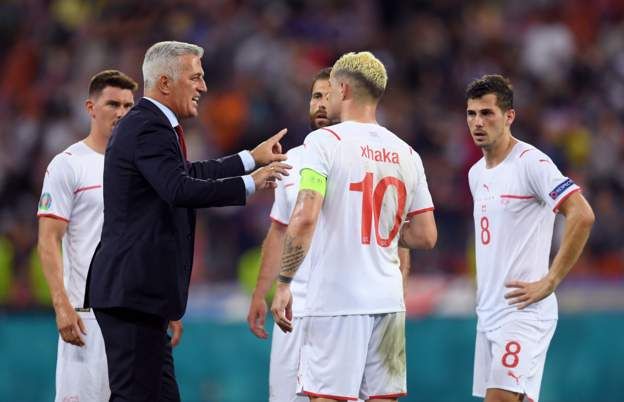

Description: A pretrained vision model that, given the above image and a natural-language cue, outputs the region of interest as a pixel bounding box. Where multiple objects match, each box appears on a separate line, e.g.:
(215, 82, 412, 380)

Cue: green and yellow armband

(299, 168, 327, 197)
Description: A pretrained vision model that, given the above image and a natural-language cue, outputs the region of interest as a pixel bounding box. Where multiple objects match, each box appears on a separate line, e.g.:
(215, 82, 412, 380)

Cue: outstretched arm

(505, 192, 594, 309)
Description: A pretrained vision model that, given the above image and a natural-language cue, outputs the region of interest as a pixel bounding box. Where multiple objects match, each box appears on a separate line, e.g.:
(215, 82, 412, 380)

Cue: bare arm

(506, 192, 594, 308)
(398, 247, 411, 301)
(38, 217, 86, 346)
(271, 189, 323, 332)
(247, 222, 287, 339)
(399, 210, 437, 250)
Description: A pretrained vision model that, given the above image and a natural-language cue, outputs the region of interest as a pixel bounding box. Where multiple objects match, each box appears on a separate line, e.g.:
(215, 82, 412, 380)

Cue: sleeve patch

(38, 192, 53, 211)
(549, 178, 574, 200)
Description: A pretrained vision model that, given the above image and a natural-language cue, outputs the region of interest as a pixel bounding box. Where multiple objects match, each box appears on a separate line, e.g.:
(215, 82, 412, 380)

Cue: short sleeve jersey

(468, 140, 581, 331)
(300, 121, 434, 316)
(269, 145, 312, 317)
(37, 141, 104, 308)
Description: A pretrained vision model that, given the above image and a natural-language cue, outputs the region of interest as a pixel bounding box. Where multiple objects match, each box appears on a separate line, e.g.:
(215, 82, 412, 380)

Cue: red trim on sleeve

(302, 390, 357, 401)
(539, 159, 550, 163)
(270, 217, 288, 227)
(368, 392, 408, 399)
(518, 149, 534, 158)
(320, 127, 341, 141)
(74, 185, 102, 194)
(284, 183, 295, 188)
(553, 188, 582, 212)
(500, 195, 534, 200)
(64, 152, 72, 156)
(407, 207, 434, 218)
(37, 213, 69, 223)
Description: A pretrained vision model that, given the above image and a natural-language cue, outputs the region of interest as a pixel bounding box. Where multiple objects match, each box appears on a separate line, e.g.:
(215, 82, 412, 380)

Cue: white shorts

(270, 318, 309, 402)
(55, 310, 110, 402)
(297, 313, 407, 401)
(472, 319, 557, 402)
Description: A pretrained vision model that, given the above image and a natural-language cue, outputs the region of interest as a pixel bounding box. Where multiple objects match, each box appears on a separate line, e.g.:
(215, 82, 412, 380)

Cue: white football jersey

(269, 145, 313, 317)
(300, 121, 434, 316)
(37, 141, 104, 308)
(468, 140, 580, 331)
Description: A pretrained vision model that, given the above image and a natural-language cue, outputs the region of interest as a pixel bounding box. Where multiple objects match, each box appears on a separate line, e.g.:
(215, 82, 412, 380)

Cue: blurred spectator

(0, 0, 622, 309)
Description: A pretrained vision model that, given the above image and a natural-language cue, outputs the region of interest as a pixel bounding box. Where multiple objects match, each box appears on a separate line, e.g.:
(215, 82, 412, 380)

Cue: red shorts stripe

(37, 213, 69, 223)
(368, 392, 407, 399)
(302, 390, 358, 401)
(407, 206, 434, 218)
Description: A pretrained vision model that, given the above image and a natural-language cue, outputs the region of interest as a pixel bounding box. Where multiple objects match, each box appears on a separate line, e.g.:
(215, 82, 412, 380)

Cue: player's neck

(83, 129, 108, 154)
(483, 134, 517, 168)
(340, 103, 378, 124)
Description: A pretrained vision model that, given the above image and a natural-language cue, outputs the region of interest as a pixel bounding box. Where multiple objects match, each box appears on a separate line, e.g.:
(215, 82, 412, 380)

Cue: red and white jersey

(37, 141, 104, 308)
(300, 121, 434, 316)
(468, 140, 580, 331)
(269, 145, 313, 317)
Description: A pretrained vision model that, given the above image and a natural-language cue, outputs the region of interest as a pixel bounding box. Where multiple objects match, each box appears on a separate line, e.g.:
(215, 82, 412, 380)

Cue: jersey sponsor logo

(38, 192, 52, 210)
(549, 178, 574, 200)
(360, 145, 400, 164)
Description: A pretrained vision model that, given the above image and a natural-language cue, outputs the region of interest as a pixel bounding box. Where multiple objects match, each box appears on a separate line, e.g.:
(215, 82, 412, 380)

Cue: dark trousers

(94, 308, 180, 402)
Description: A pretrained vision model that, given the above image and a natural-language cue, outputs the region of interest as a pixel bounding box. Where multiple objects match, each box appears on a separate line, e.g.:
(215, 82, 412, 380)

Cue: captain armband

(299, 168, 327, 197)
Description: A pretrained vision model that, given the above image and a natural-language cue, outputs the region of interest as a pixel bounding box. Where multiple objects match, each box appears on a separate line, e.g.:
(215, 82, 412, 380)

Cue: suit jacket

(86, 98, 247, 320)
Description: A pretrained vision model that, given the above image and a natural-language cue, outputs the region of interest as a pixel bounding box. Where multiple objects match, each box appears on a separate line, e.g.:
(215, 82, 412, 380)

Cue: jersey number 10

(349, 172, 406, 247)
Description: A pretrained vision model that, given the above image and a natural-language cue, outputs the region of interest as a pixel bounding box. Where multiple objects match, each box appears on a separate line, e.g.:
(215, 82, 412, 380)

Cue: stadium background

(0, 0, 622, 401)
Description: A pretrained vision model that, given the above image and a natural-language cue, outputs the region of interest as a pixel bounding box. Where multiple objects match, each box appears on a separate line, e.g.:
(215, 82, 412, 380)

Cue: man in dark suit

(86, 41, 290, 401)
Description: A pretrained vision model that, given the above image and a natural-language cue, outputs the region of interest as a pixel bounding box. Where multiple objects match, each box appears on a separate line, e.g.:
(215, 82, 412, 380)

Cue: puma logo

(507, 370, 521, 385)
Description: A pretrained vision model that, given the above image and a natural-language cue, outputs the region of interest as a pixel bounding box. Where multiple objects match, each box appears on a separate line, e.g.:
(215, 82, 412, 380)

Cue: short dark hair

(465, 74, 514, 111)
(88, 70, 138, 98)
(310, 67, 331, 91)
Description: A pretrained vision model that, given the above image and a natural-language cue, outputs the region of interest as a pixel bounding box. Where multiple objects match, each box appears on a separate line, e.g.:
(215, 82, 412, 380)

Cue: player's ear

(85, 98, 95, 118)
(340, 81, 348, 101)
(505, 109, 515, 127)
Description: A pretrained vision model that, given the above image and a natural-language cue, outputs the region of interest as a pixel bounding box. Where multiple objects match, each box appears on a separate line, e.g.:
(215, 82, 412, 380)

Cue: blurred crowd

(0, 0, 622, 309)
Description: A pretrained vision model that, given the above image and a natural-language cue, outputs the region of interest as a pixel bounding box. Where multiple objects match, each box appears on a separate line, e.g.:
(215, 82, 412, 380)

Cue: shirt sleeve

(300, 129, 336, 177)
(525, 152, 581, 212)
(37, 155, 75, 222)
(269, 180, 290, 225)
(406, 151, 434, 217)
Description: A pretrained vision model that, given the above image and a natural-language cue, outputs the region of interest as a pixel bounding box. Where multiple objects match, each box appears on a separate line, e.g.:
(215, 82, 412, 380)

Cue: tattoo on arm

(279, 234, 306, 279)
(278, 190, 320, 283)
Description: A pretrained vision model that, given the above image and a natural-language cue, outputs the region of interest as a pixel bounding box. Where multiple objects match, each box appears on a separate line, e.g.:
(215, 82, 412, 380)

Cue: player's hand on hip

(168, 320, 183, 347)
(250, 128, 288, 166)
(505, 276, 556, 309)
(251, 162, 291, 191)
(271, 283, 293, 333)
(247, 294, 269, 339)
(55, 301, 86, 347)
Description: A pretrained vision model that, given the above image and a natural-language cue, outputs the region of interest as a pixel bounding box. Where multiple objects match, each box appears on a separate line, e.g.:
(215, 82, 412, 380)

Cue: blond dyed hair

(330, 51, 387, 100)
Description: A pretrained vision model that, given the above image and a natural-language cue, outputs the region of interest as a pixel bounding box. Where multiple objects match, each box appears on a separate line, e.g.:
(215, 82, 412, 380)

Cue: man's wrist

(251, 289, 267, 300)
(277, 274, 292, 284)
